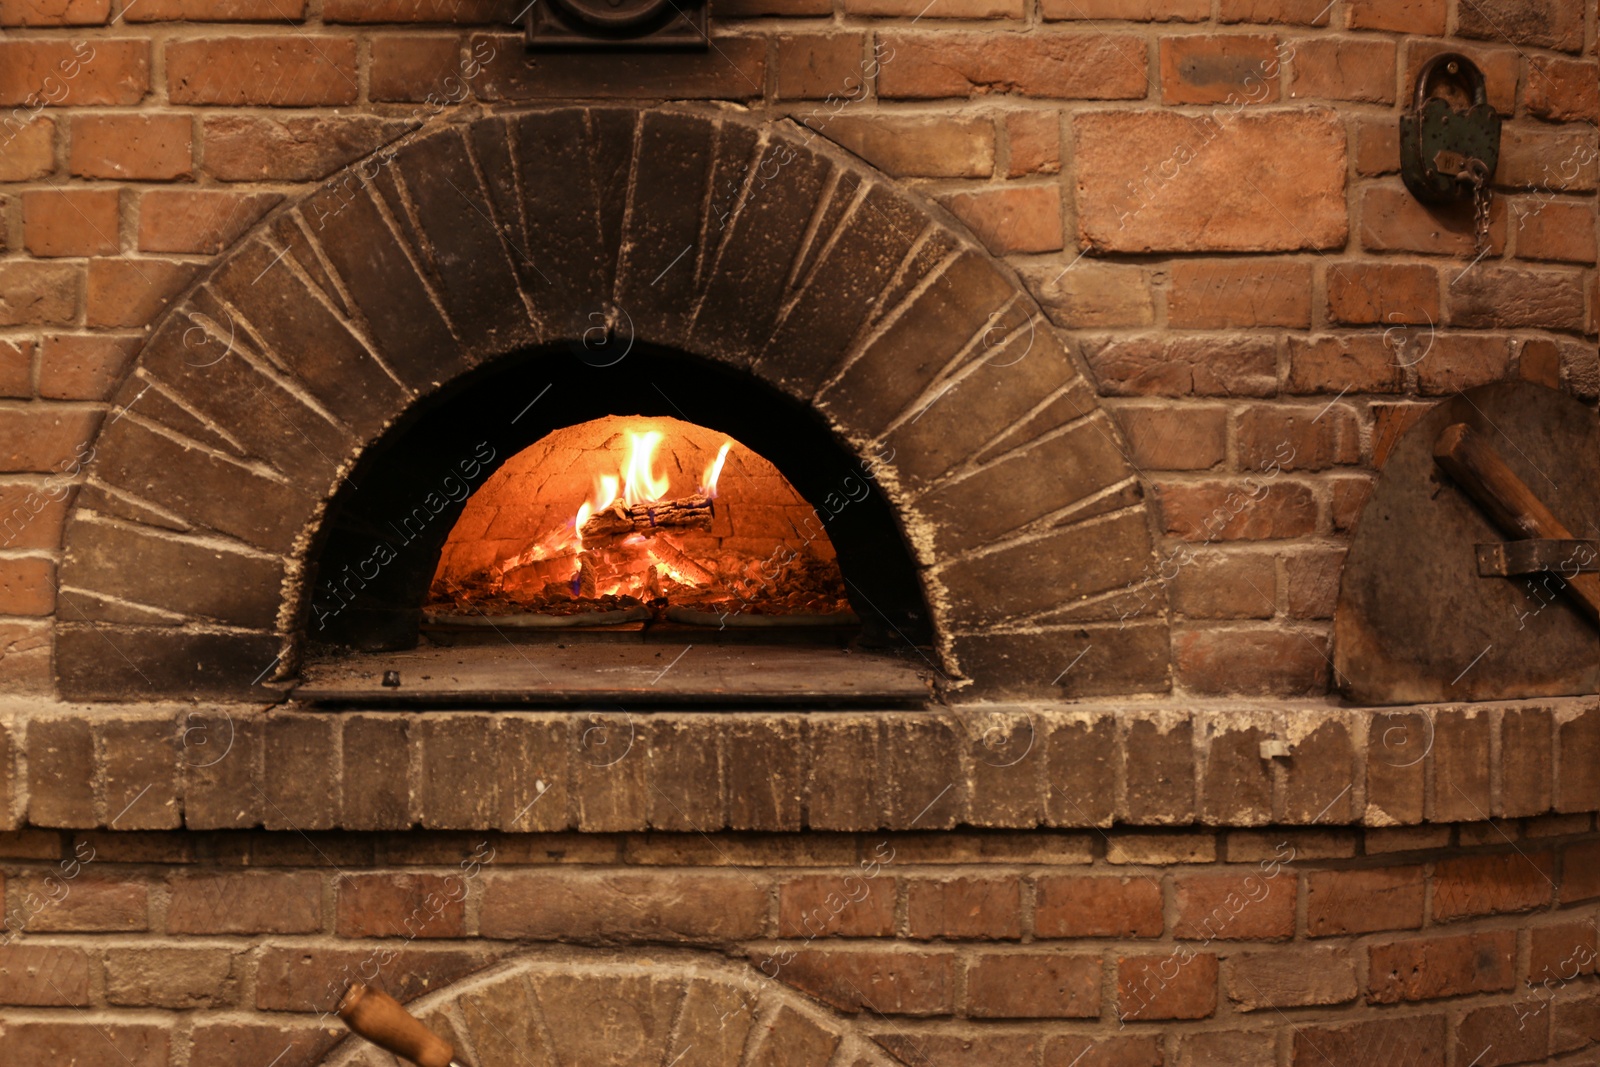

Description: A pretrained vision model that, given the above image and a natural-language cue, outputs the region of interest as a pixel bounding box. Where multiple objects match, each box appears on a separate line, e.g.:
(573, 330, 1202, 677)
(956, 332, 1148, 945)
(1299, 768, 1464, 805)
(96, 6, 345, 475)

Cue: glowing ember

(428, 416, 853, 620)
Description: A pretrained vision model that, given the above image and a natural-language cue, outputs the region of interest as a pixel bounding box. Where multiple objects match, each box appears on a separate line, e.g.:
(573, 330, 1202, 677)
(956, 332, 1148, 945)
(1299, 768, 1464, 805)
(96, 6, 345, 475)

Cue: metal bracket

(1475, 539, 1599, 577)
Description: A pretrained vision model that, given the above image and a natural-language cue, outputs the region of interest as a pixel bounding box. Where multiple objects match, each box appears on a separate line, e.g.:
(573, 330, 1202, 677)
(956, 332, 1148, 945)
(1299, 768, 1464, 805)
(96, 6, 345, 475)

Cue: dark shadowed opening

(301, 341, 932, 657)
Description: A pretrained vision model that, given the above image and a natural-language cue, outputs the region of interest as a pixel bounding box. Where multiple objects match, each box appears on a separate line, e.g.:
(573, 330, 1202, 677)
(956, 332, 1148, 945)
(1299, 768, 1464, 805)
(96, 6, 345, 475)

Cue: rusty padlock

(1399, 53, 1501, 205)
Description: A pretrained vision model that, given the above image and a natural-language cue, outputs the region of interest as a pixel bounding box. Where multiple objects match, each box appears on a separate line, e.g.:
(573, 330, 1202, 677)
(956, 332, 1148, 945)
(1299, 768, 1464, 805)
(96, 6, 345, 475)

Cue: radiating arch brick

(55, 104, 1163, 700)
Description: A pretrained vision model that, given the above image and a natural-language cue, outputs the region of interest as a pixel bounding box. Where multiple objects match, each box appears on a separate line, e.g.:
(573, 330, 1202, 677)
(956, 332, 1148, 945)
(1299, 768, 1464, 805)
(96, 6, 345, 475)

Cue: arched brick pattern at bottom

(319, 951, 900, 1067)
(55, 104, 1168, 701)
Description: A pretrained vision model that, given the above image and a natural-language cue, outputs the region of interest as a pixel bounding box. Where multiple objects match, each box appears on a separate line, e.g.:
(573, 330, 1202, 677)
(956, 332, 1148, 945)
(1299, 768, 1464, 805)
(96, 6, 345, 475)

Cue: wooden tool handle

(1434, 422, 1600, 624)
(337, 984, 455, 1067)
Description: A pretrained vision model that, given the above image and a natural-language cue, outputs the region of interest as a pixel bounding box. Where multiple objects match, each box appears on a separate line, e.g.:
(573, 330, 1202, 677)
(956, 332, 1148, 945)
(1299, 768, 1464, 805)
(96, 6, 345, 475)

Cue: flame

(622, 431, 670, 505)
(701, 442, 732, 498)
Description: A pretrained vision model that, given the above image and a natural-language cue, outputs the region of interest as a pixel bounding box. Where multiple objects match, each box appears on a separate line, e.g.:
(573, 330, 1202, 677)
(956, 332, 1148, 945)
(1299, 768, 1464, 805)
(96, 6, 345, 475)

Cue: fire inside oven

(425, 415, 854, 630)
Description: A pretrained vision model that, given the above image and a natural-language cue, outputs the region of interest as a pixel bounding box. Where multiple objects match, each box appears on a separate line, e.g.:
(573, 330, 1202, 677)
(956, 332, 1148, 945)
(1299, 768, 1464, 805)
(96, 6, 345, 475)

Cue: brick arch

(55, 105, 1168, 700)
(318, 951, 902, 1067)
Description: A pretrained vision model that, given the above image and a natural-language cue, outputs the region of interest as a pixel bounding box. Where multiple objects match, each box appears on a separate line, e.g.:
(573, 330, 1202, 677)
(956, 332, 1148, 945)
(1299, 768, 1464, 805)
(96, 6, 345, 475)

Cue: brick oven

(0, 1, 1597, 1066)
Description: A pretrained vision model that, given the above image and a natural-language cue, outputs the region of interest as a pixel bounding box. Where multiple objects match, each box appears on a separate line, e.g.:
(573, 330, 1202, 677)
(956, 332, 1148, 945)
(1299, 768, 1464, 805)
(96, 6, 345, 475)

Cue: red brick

(0, 557, 54, 616)
(779, 874, 895, 938)
(1457, 1002, 1548, 1067)
(1367, 929, 1516, 1003)
(936, 184, 1062, 254)
(1449, 265, 1587, 332)
(69, 113, 191, 180)
(1225, 946, 1358, 1011)
(0, 40, 150, 106)
(875, 1033, 1042, 1067)
(1413, 335, 1512, 395)
(1456, 0, 1584, 52)
(1286, 335, 1405, 394)
(907, 877, 1021, 940)
(878, 32, 1148, 100)
(23, 188, 120, 257)
(1044, 1035, 1165, 1066)
(1560, 839, 1600, 904)
(368, 33, 474, 103)
(1034, 874, 1163, 938)
(202, 114, 411, 182)
(1005, 111, 1059, 177)
(1432, 850, 1554, 920)
(1114, 404, 1226, 471)
(761, 948, 955, 1015)
(719, 0, 829, 12)
(1288, 37, 1396, 103)
(1353, 117, 1399, 176)
(0, 263, 81, 328)
(1346, 0, 1444, 31)
(1291, 1016, 1446, 1066)
(0, 0, 108, 24)
(772, 35, 865, 100)
(1306, 866, 1424, 936)
(1329, 475, 1371, 533)
(1172, 550, 1277, 619)
(969, 952, 1100, 1018)
(1117, 951, 1218, 1021)
(105, 946, 237, 1008)
(1515, 200, 1598, 265)
(1525, 56, 1599, 123)
(1159, 35, 1280, 106)
(1359, 184, 1507, 257)
(1025, 261, 1155, 328)
(1087, 336, 1277, 397)
(1044, 0, 1206, 16)
(1236, 403, 1358, 472)
(16, 874, 148, 931)
(1285, 546, 1343, 619)
(1179, 1031, 1275, 1066)
(1175, 628, 1328, 696)
(0, 408, 99, 472)
(1174, 872, 1294, 940)
(86, 257, 200, 329)
(128, 0, 308, 17)
(324, 0, 503, 18)
(138, 191, 281, 254)
(822, 115, 994, 179)
(1076, 110, 1347, 253)
(0, 481, 71, 551)
(336, 873, 466, 939)
(38, 334, 136, 401)
(1167, 259, 1310, 328)
(852, 0, 1020, 13)
(1217, 0, 1329, 22)
(0, 1023, 166, 1067)
(167, 37, 358, 106)
(0, 944, 91, 1005)
(187, 1023, 339, 1067)
(0, 117, 56, 181)
(167, 872, 322, 934)
(1529, 920, 1597, 984)
(1157, 481, 1317, 541)
(1326, 262, 1440, 325)
(1498, 124, 1598, 193)
(483, 871, 767, 941)
(256, 945, 495, 1014)
(0, 341, 31, 399)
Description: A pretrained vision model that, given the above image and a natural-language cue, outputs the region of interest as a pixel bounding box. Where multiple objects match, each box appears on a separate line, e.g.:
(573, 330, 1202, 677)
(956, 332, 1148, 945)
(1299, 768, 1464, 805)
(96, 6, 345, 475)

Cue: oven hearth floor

(294, 642, 934, 706)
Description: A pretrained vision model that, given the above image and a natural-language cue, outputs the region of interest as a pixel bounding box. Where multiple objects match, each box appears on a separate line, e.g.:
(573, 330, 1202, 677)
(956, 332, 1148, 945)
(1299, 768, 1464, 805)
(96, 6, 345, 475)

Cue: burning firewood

(579, 494, 714, 540)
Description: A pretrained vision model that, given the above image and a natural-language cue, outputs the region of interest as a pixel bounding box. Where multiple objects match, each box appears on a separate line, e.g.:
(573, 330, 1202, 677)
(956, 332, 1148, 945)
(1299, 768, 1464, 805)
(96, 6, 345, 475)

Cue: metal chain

(1465, 157, 1493, 257)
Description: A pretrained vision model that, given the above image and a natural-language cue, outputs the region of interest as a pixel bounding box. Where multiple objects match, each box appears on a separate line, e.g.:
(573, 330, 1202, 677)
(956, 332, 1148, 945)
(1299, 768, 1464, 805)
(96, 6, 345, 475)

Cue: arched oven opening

(296, 344, 934, 703)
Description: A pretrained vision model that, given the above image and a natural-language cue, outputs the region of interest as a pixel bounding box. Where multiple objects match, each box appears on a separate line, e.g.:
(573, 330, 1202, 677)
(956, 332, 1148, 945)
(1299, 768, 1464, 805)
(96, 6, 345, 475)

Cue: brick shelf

(4, 696, 1594, 833)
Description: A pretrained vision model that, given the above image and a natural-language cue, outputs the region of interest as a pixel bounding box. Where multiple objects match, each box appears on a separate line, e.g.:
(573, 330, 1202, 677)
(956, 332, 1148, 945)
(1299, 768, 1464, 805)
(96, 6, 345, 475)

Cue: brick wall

(0, 0, 1592, 696)
(3, 820, 1600, 1066)
(0, 3, 1596, 1063)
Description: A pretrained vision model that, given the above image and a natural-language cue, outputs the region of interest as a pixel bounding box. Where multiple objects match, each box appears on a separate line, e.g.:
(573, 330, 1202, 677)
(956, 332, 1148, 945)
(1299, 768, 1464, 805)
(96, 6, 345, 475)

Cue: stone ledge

(1, 696, 1593, 833)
